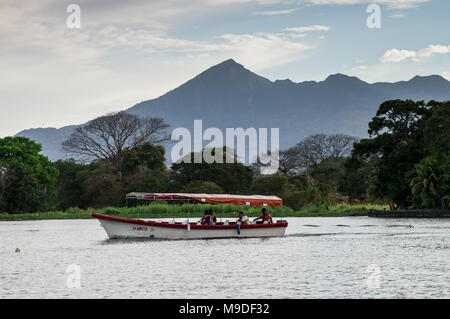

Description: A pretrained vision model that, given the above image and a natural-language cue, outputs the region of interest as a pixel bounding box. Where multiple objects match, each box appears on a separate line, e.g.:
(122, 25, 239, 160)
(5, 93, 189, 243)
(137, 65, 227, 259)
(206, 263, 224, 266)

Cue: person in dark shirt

(200, 210, 213, 225)
(208, 209, 217, 224)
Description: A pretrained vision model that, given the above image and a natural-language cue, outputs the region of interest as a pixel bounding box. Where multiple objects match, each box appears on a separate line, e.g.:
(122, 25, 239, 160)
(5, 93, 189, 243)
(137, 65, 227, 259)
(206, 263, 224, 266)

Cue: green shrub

(101, 207, 122, 215)
(65, 207, 86, 214)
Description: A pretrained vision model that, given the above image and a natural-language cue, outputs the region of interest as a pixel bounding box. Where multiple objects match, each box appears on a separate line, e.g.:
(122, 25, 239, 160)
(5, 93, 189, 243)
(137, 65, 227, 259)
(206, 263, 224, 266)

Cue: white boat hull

(92, 213, 287, 240)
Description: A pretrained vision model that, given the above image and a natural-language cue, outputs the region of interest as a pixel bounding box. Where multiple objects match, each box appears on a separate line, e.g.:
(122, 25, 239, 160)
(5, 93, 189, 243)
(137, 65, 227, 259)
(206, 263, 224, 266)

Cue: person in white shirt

(237, 211, 249, 225)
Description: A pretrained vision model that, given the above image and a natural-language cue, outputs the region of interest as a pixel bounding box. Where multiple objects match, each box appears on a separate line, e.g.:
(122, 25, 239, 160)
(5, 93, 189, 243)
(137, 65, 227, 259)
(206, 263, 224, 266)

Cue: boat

(92, 192, 288, 240)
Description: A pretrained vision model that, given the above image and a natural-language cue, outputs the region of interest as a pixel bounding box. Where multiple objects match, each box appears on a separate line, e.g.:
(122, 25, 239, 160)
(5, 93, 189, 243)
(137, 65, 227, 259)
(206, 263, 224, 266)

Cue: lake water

(1, 217, 449, 298)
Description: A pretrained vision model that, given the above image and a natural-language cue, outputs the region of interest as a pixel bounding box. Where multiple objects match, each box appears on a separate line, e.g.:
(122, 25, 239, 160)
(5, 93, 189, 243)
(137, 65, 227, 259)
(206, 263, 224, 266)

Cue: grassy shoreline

(0, 203, 388, 221)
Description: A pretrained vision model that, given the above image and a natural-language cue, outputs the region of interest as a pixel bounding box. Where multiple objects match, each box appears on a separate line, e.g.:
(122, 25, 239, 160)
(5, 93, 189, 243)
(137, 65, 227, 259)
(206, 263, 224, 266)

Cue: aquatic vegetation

(292, 203, 389, 217)
(0, 203, 389, 220)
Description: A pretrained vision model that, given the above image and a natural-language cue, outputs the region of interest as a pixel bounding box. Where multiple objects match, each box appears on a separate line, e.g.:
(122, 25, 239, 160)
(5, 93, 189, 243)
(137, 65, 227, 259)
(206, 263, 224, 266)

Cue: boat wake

(287, 231, 424, 238)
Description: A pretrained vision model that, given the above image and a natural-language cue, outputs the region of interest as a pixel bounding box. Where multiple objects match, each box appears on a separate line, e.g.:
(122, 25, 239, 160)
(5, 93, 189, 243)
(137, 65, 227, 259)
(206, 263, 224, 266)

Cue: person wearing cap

(237, 211, 249, 225)
(253, 208, 273, 224)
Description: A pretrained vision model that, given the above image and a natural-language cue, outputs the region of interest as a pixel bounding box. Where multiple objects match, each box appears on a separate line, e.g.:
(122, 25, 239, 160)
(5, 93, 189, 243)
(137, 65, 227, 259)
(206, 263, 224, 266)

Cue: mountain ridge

(16, 59, 450, 161)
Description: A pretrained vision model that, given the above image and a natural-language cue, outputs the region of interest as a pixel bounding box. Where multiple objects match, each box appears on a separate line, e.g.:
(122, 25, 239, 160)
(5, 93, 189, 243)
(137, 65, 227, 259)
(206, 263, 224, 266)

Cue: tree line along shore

(0, 203, 389, 221)
(0, 99, 448, 219)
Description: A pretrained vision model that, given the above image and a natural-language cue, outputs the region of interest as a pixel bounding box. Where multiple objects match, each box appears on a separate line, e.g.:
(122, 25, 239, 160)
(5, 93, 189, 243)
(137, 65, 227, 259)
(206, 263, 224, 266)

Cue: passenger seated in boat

(237, 212, 249, 225)
(253, 208, 273, 224)
(200, 210, 213, 225)
(209, 209, 217, 224)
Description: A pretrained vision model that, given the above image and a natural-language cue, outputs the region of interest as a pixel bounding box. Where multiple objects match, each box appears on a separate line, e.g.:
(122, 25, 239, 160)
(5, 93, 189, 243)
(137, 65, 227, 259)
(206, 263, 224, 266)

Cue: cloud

(442, 71, 450, 81)
(0, 0, 438, 138)
(418, 44, 450, 57)
(0, 0, 326, 136)
(0, 0, 317, 136)
(218, 33, 313, 69)
(380, 45, 450, 63)
(284, 25, 331, 32)
(389, 13, 406, 18)
(351, 65, 368, 71)
(251, 8, 298, 15)
(26, 24, 313, 69)
(380, 49, 417, 63)
(304, 0, 432, 9)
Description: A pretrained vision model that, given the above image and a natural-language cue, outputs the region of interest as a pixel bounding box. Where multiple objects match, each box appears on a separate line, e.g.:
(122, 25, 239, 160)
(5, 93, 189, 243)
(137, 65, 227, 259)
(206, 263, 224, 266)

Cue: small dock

(368, 210, 450, 218)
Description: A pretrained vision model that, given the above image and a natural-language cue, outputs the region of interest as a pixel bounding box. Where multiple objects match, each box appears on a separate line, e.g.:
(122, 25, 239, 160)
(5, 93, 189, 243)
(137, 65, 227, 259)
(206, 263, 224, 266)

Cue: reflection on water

(1, 217, 450, 298)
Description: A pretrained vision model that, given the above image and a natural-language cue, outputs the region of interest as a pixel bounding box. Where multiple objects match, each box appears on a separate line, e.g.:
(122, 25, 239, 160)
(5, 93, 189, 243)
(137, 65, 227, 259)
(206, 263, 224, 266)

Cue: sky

(0, 0, 449, 137)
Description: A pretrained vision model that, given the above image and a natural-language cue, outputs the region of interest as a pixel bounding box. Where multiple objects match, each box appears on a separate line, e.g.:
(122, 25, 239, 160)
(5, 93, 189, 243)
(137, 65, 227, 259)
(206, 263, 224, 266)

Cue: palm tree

(410, 156, 445, 209)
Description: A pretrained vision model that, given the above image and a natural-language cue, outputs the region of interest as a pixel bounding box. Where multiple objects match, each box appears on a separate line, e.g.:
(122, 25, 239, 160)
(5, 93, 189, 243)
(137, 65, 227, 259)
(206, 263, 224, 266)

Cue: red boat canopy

(126, 192, 283, 207)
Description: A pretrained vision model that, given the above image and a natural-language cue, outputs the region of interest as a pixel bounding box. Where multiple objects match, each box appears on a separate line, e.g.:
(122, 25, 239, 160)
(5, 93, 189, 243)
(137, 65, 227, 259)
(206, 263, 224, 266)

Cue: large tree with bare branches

(62, 112, 170, 179)
(271, 134, 359, 177)
(254, 134, 358, 177)
(277, 147, 304, 176)
(294, 134, 359, 169)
